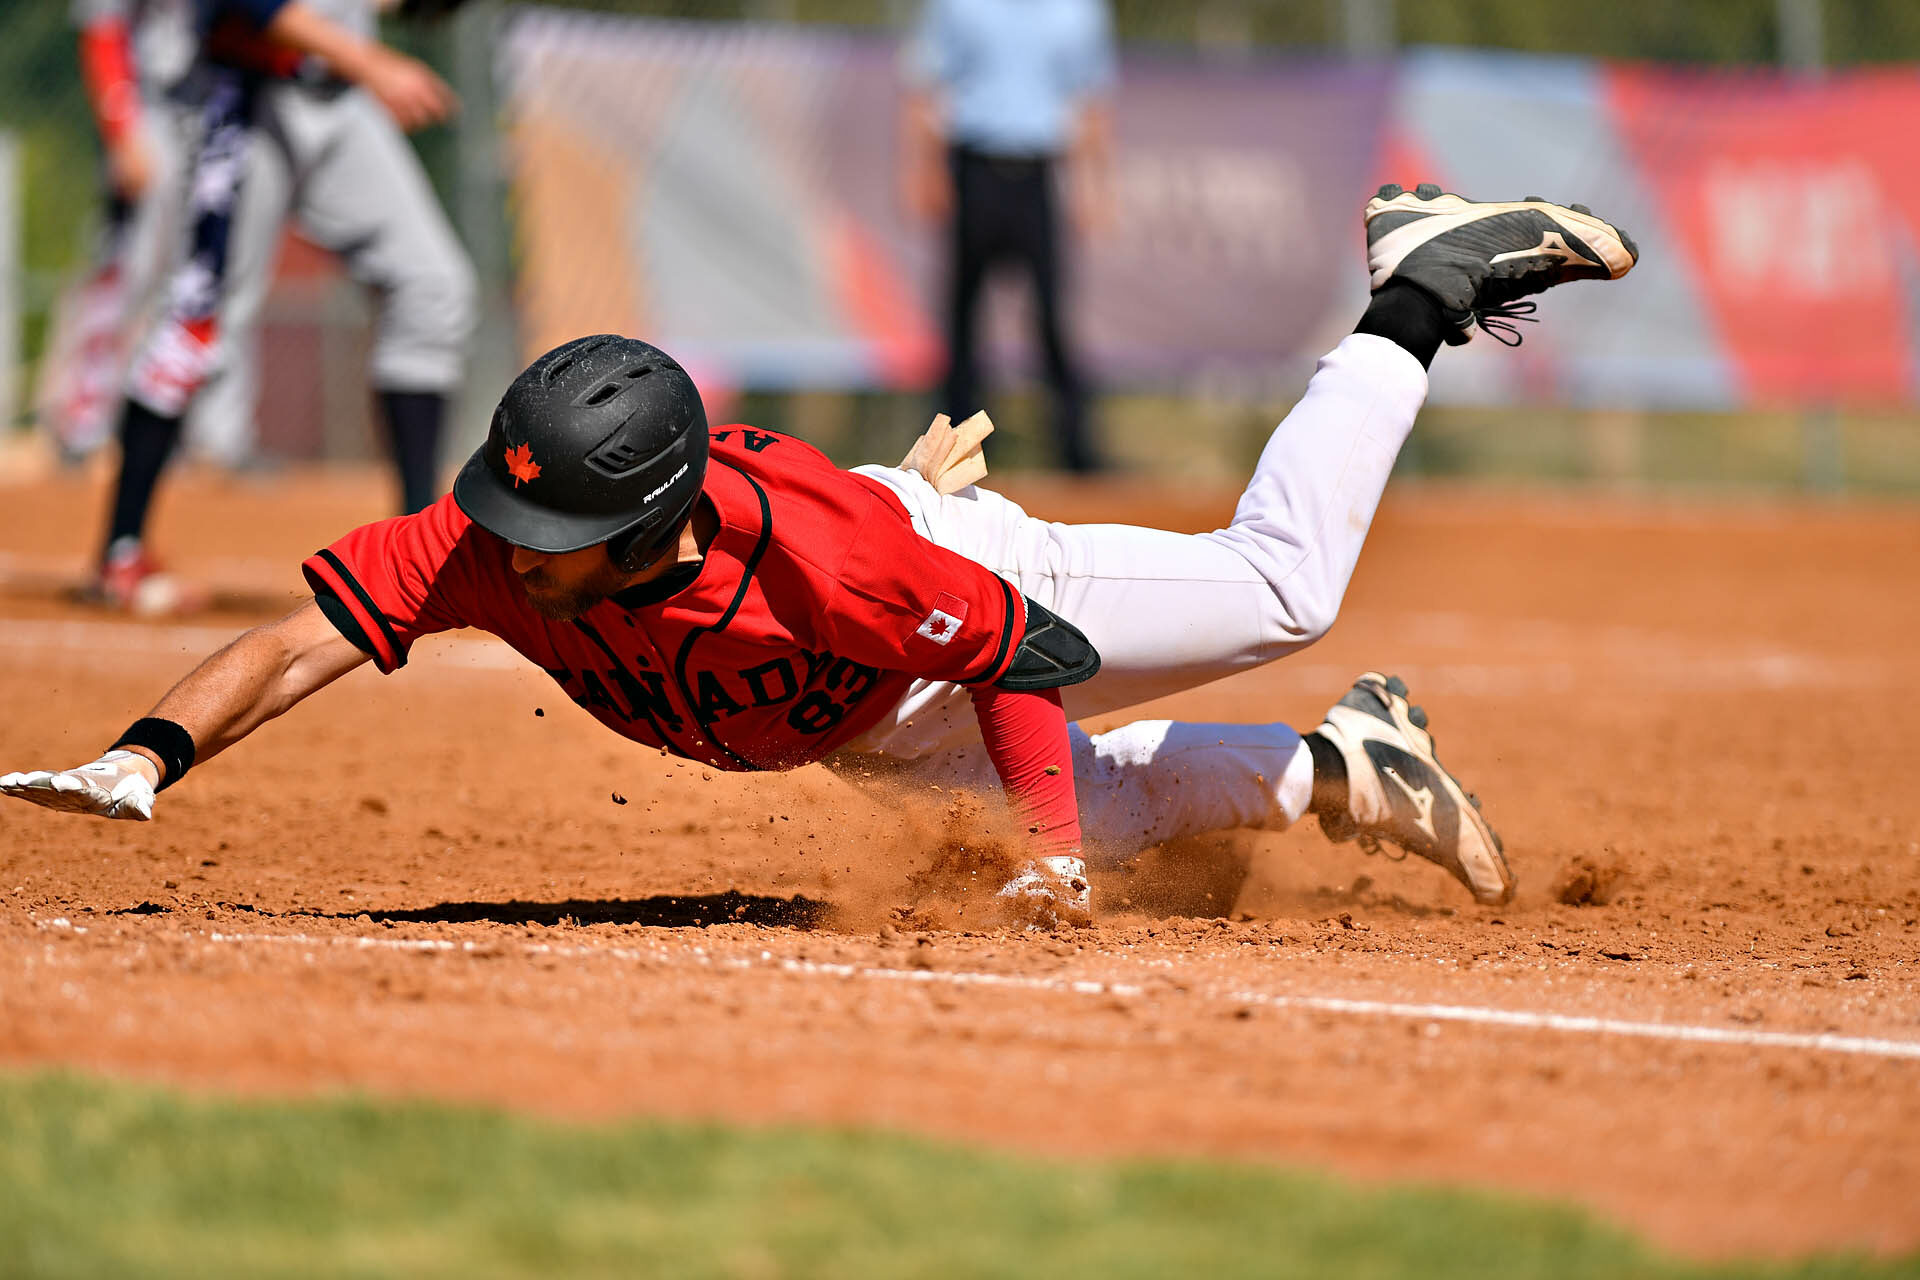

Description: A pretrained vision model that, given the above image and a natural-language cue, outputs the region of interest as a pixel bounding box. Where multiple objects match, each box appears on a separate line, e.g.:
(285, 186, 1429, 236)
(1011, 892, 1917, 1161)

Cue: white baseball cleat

(81, 538, 210, 618)
(1364, 183, 1638, 345)
(996, 854, 1093, 930)
(1315, 672, 1515, 905)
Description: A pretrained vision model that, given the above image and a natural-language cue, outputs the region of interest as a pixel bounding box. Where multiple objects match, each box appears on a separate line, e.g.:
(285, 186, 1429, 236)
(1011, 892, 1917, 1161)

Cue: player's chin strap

(998, 598, 1101, 691)
(609, 513, 685, 573)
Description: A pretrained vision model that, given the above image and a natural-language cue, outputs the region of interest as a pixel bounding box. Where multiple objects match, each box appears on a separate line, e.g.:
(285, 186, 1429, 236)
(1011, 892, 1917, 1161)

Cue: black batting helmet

(453, 335, 709, 569)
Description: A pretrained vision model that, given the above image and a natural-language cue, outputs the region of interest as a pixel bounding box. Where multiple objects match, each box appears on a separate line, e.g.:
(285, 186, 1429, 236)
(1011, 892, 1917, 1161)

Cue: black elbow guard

(996, 597, 1101, 691)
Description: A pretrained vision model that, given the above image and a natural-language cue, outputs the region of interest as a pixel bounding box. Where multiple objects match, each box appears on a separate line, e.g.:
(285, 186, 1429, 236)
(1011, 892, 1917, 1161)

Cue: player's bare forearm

(1072, 101, 1112, 169)
(899, 90, 951, 221)
(902, 91, 944, 166)
(263, 2, 456, 128)
(262, 3, 373, 76)
(1067, 101, 1114, 232)
(126, 600, 370, 781)
(2, 600, 367, 818)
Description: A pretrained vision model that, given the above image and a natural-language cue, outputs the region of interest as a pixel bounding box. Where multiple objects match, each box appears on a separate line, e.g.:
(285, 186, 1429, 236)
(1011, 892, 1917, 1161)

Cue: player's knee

(377, 256, 477, 389)
(394, 246, 478, 349)
(1204, 529, 1343, 647)
(1283, 592, 1341, 646)
(1245, 579, 1340, 648)
(451, 253, 480, 335)
(427, 250, 480, 346)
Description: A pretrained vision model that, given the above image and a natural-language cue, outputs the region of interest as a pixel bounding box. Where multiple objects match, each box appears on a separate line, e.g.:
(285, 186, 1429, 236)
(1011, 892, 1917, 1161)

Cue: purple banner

(500, 14, 1390, 394)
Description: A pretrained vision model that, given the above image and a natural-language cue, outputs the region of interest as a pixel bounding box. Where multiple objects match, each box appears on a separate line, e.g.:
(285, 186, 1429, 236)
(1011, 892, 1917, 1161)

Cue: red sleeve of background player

(202, 3, 306, 79)
(969, 686, 1083, 852)
(79, 18, 140, 147)
(300, 495, 487, 673)
(814, 493, 1024, 686)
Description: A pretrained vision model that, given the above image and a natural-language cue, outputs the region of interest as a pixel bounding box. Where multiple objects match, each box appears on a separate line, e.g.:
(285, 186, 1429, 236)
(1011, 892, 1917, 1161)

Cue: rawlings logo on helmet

(644, 461, 689, 504)
(503, 442, 542, 487)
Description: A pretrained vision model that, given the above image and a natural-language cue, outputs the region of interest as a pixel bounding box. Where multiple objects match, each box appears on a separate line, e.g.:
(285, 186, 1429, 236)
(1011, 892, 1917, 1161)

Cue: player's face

(510, 544, 627, 621)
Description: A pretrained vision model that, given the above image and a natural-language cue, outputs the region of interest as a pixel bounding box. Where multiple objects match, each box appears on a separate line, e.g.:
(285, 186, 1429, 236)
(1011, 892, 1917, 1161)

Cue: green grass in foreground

(0, 1072, 1912, 1280)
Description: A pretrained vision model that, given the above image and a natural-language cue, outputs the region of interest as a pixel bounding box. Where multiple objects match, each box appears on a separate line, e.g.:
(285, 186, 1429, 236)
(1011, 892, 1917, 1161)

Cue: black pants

(940, 145, 1096, 473)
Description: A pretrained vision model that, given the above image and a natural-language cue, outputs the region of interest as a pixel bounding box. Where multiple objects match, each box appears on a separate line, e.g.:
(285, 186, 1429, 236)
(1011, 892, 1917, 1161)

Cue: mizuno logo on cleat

(1381, 765, 1439, 841)
(1489, 230, 1590, 268)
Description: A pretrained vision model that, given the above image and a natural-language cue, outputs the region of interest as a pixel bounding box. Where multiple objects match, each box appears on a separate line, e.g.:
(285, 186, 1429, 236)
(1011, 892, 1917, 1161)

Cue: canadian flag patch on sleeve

(914, 592, 970, 645)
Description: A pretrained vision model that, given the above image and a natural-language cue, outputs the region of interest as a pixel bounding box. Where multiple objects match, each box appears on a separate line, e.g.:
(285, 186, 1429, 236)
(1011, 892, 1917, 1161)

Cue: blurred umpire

(901, 0, 1116, 473)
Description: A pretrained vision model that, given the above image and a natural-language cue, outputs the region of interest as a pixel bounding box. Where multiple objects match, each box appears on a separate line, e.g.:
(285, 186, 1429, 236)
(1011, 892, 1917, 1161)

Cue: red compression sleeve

(80, 20, 141, 147)
(969, 685, 1083, 853)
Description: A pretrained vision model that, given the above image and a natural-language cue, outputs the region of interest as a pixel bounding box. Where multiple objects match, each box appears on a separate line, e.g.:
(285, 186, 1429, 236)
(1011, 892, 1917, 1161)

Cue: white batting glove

(0, 750, 159, 821)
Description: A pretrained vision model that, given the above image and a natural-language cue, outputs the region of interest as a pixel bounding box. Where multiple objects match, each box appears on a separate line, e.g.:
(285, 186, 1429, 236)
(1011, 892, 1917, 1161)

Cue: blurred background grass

(4, 1070, 1913, 1279)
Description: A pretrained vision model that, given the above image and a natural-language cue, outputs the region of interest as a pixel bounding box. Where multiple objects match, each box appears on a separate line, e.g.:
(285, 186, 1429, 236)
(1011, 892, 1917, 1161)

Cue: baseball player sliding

(5, 187, 1638, 927)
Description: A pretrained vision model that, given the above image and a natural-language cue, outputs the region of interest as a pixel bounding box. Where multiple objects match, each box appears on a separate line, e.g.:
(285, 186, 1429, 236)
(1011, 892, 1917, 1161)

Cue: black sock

(1353, 280, 1452, 368)
(1304, 731, 1350, 821)
(104, 400, 184, 555)
(378, 390, 446, 515)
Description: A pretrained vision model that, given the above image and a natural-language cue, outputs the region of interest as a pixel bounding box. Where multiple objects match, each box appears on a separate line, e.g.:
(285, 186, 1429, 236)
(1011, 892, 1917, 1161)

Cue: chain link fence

(4, 0, 1919, 487)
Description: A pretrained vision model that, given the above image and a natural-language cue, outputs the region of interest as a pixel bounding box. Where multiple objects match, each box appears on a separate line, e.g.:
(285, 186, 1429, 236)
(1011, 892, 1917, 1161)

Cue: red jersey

(303, 427, 1027, 773)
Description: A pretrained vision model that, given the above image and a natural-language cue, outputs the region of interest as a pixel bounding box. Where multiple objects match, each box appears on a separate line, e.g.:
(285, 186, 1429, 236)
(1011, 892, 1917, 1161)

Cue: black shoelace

(1471, 300, 1539, 346)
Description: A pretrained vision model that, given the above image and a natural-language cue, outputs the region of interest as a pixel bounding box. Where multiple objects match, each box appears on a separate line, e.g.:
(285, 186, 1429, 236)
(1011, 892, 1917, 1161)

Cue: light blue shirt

(907, 0, 1116, 156)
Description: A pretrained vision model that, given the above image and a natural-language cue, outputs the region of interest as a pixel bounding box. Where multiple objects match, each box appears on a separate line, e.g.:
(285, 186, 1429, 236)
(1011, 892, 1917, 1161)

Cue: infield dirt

(2, 463, 1917, 1260)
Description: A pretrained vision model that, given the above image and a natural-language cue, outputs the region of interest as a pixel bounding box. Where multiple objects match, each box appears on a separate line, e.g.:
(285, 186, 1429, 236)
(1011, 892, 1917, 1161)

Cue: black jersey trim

(672, 462, 772, 772)
(314, 590, 377, 658)
(311, 549, 408, 671)
(958, 577, 1020, 686)
(609, 560, 702, 609)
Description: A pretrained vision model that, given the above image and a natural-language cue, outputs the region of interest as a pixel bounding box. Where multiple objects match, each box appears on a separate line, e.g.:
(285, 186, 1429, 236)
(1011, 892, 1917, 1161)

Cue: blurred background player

(90, 0, 475, 614)
(40, 0, 262, 467)
(901, 0, 1115, 474)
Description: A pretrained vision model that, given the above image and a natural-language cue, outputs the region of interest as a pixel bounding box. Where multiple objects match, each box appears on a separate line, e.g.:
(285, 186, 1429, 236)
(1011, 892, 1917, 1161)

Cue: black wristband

(110, 717, 196, 792)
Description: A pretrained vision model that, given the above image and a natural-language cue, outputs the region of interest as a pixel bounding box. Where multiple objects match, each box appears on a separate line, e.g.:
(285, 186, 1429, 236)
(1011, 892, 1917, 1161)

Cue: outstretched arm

(1, 599, 369, 819)
(969, 683, 1092, 928)
(898, 88, 950, 223)
(262, 2, 458, 130)
(968, 685, 1081, 852)
(207, 0, 457, 131)
(1065, 99, 1114, 234)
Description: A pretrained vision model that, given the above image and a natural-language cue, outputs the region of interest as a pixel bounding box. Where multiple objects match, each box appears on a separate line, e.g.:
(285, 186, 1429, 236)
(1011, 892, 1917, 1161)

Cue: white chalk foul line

(186, 928, 1920, 1063)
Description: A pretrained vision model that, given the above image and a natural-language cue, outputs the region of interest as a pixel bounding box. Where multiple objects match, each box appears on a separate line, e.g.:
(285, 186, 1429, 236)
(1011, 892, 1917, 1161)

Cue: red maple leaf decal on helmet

(503, 442, 542, 487)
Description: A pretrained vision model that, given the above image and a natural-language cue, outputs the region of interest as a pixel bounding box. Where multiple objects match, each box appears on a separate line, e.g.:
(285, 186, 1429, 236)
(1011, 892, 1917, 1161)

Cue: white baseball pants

(835, 333, 1428, 865)
(110, 98, 257, 464)
(119, 81, 476, 463)
(220, 82, 478, 397)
